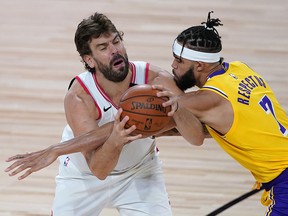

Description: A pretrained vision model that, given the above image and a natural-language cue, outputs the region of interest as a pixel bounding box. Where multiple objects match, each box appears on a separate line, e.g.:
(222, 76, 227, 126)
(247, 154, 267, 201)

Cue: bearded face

(173, 66, 197, 91)
(94, 53, 129, 82)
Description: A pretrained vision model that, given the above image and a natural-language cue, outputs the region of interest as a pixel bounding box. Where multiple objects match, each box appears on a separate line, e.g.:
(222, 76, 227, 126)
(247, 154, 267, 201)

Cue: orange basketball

(119, 84, 172, 136)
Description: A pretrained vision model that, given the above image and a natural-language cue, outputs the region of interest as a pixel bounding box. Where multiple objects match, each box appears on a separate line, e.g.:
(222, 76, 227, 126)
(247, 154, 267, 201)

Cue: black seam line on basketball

(123, 110, 168, 117)
(120, 95, 168, 102)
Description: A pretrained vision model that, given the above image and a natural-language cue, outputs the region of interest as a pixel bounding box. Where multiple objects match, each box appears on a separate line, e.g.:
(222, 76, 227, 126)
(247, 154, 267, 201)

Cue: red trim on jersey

(75, 76, 102, 120)
(145, 62, 150, 84)
(92, 73, 118, 109)
(91, 62, 138, 110)
(129, 62, 136, 84)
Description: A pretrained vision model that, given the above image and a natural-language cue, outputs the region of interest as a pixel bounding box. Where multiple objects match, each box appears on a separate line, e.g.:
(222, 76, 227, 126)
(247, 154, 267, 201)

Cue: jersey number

(259, 95, 287, 136)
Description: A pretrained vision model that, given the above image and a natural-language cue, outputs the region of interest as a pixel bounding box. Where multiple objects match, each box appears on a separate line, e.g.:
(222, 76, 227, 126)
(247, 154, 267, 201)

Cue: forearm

(153, 118, 180, 137)
(52, 122, 113, 157)
(84, 111, 143, 180)
(86, 139, 124, 180)
(173, 105, 205, 146)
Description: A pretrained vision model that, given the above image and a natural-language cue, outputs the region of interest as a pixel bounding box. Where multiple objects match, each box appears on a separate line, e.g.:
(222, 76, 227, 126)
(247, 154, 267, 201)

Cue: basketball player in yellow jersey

(155, 11, 288, 215)
(5, 11, 288, 215)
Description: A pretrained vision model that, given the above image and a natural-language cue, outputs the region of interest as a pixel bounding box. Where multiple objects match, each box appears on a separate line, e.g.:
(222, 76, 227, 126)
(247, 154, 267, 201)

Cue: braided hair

(176, 11, 223, 55)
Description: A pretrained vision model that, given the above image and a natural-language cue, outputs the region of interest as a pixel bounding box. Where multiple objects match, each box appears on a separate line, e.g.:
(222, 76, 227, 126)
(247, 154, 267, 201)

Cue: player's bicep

(64, 85, 100, 137)
(179, 90, 219, 116)
(180, 90, 233, 135)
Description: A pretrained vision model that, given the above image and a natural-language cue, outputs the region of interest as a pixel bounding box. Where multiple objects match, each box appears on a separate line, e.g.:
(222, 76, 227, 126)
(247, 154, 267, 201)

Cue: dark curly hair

(74, 12, 124, 72)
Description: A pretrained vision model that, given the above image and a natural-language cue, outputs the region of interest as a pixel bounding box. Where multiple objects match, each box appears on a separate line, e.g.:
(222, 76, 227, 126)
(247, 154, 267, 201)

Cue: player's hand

(108, 108, 142, 147)
(5, 147, 58, 180)
(152, 84, 179, 116)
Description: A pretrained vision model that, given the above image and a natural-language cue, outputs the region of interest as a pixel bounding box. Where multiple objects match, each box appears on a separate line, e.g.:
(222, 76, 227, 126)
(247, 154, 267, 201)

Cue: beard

(173, 67, 197, 91)
(94, 53, 129, 82)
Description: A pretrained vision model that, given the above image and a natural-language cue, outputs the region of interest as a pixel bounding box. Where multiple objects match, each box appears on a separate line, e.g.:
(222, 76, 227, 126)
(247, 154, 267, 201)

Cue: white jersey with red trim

(58, 61, 156, 175)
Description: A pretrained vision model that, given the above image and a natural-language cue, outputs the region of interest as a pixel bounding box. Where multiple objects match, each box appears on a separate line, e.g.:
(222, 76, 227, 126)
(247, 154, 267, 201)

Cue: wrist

(105, 138, 124, 153)
(49, 143, 63, 157)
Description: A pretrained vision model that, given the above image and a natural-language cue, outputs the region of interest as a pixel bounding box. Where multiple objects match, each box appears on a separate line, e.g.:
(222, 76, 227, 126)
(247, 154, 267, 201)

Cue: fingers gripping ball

(119, 84, 172, 136)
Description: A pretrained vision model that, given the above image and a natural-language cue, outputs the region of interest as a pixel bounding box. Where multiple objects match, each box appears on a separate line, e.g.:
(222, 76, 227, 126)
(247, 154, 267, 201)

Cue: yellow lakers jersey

(201, 61, 288, 183)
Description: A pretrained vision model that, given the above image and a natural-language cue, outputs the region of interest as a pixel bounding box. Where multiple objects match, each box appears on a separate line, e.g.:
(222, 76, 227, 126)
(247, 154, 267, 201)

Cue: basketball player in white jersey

(6, 12, 204, 215)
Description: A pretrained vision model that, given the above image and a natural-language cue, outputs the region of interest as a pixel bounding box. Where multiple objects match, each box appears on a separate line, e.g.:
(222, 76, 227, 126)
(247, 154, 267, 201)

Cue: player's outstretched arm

(5, 122, 113, 180)
(5, 147, 59, 180)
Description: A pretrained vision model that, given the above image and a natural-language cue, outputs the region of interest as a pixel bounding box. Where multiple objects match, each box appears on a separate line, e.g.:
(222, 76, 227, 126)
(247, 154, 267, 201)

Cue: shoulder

(129, 61, 173, 84)
(147, 64, 173, 84)
(65, 77, 95, 108)
(195, 89, 226, 105)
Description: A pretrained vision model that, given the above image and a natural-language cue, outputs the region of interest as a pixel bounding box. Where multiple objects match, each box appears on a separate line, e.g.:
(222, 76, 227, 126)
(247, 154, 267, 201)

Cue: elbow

(196, 133, 205, 146)
(185, 134, 205, 146)
(89, 165, 109, 180)
(96, 174, 108, 181)
(87, 157, 111, 180)
(192, 138, 204, 146)
(194, 138, 204, 146)
(92, 170, 109, 180)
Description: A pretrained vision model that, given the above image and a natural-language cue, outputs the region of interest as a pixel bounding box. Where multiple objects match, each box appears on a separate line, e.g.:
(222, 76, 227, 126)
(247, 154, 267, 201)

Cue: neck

(95, 70, 132, 104)
(206, 62, 223, 79)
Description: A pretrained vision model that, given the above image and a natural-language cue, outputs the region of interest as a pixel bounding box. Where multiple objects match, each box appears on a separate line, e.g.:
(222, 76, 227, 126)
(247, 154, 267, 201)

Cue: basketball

(119, 84, 172, 136)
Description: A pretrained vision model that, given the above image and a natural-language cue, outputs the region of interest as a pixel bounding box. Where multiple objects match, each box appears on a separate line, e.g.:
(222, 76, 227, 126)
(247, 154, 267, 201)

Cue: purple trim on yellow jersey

(207, 62, 229, 79)
(202, 62, 229, 98)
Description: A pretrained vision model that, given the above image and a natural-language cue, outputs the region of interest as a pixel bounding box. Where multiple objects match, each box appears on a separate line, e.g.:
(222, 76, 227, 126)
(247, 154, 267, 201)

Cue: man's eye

(113, 40, 120, 44)
(175, 58, 182, 63)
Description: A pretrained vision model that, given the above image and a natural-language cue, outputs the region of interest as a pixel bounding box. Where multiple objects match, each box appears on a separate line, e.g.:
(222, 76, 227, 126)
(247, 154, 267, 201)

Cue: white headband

(172, 40, 221, 63)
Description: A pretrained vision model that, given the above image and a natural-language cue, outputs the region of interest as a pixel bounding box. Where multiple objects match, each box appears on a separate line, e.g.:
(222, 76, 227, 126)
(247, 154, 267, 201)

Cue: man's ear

(195, 61, 205, 72)
(83, 55, 94, 68)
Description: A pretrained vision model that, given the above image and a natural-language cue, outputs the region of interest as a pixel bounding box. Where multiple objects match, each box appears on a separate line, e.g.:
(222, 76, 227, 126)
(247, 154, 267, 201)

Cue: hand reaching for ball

(152, 84, 179, 116)
(119, 84, 172, 136)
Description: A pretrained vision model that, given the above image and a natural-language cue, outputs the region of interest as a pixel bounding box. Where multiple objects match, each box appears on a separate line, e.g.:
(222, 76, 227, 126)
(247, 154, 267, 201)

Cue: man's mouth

(112, 57, 125, 69)
(113, 59, 123, 66)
